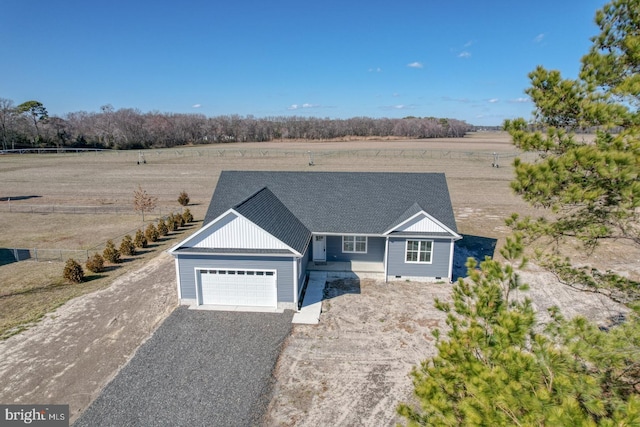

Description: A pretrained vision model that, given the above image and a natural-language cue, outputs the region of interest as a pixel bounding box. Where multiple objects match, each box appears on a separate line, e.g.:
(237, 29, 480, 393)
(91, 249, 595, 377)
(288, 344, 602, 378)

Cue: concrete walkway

(292, 271, 327, 324)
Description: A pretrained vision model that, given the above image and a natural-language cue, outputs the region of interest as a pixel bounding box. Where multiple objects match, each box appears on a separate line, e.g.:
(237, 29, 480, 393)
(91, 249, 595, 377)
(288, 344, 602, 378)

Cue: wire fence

(2, 146, 541, 163)
(0, 204, 171, 215)
(0, 248, 91, 264)
(0, 210, 189, 266)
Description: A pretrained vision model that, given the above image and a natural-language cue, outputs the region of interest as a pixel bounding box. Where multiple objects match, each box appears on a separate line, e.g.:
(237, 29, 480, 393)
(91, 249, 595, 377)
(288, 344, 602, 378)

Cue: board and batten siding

(387, 237, 452, 279)
(186, 212, 291, 251)
(175, 254, 294, 304)
(324, 236, 385, 262)
(395, 213, 449, 233)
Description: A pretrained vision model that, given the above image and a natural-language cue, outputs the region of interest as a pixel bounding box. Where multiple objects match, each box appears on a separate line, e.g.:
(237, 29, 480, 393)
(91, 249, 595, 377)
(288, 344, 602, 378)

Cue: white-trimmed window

(405, 240, 433, 263)
(342, 235, 367, 253)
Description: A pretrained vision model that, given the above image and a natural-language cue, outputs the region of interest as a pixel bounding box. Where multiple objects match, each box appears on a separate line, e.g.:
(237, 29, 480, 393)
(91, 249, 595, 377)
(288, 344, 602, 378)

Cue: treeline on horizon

(0, 98, 473, 150)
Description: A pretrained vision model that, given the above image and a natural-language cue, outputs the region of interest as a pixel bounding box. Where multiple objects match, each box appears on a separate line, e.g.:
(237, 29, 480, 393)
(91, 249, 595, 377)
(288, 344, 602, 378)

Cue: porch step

(292, 271, 327, 325)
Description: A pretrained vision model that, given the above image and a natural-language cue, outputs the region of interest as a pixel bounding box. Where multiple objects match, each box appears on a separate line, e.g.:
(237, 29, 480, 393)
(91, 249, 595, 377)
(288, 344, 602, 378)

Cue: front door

(312, 235, 326, 262)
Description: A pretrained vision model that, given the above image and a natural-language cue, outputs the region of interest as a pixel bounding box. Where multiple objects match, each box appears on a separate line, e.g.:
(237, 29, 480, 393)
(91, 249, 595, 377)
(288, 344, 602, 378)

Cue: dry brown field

(0, 131, 636, 425)
(0, 131, 535, 337)
(0, 131, 535, 247)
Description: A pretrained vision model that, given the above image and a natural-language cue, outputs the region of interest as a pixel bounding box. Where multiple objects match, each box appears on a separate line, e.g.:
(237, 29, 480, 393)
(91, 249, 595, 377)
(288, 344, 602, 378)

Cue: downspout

(174, 256, 182, 300)
(293, 257, 299, 311)
(448, 238, 455, 283)
(384, 237, 389, 283)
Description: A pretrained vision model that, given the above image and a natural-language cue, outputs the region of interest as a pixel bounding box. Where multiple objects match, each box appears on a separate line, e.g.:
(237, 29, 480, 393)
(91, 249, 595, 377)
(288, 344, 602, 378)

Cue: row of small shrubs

(63, 208, 194, 284)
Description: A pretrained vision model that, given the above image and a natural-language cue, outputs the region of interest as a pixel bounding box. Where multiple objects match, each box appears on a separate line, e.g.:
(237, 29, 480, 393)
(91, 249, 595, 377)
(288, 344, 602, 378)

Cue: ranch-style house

(168, 171, 461, 311)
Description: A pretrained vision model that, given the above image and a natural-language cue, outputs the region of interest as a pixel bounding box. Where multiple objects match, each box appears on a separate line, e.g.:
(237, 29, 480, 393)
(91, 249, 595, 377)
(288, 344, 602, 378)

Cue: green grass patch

(0, 226, 195, 340)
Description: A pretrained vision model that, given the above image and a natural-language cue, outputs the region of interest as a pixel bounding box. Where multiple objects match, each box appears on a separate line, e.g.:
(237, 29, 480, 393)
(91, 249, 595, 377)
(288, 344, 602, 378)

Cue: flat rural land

(0, 132, 636, 425)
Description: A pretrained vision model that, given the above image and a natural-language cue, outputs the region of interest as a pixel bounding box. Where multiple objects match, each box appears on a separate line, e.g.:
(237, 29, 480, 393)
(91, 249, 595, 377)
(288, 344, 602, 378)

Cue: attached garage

(198, 269, 277, 308)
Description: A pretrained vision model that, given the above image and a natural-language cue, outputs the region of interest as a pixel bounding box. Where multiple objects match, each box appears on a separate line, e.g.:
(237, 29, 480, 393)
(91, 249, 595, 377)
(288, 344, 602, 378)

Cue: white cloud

(458, 51, 471, 58)
(407, 61, 423, 68)
(488, 98, 499, 103)
(288, 103, 319, 110)
(368, 67, 382, 72)
(192, 104, 201, 108)
(534, 33, 545, 43)
(509, 97, 530, 103)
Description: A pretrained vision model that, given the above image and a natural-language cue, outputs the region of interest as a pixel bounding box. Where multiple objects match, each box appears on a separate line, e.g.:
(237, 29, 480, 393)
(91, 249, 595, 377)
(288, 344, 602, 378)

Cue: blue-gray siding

(176, 254, 294, 303)
(320, 236, 385, 262)
(387, 237, 452, 279)
(298, 244, 310, 289)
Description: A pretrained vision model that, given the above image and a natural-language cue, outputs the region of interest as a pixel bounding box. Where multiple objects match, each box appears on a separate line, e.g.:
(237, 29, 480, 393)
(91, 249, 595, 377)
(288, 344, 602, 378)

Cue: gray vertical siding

(325, 236, 385, 262)
(176, 254, 294, 303)
(298, 244, 310, 287)
(387, 237, 452, 279)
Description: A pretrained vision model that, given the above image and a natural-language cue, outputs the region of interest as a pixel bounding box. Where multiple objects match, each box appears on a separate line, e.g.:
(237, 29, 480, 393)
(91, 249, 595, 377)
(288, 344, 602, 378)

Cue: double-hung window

(405, 240, 433, 263)
(342, 236, 367, 253)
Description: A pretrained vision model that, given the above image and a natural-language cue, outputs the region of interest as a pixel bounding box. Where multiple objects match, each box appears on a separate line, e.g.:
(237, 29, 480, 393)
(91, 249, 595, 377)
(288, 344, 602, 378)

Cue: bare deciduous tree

(0, 98, 16, 150)
(133, 185, 158, 221)
(0, 97, 475, 149)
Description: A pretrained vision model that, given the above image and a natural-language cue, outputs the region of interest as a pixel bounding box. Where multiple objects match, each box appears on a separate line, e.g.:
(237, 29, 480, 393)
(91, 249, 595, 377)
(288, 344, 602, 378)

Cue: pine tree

(166, 214, 177, 232)
(182, 208, 193, 223)
(503, 0, 640, 300)
(119, 234, 136, 256)
(157, 219, 168, 236)
(103, 239, 120, 264)
(398, 237, 640, 425)
(85, 253, 105, 273)
(145, 223, 159, 243)
(177, 190, 190, 206)
(134, 229, 148, 248)
(401, 2, 640, 424)
(63, 258, 84, 284)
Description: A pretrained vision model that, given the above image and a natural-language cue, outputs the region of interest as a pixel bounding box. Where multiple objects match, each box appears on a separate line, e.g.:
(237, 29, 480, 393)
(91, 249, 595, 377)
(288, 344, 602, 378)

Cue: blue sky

(1, 0, 606, 126)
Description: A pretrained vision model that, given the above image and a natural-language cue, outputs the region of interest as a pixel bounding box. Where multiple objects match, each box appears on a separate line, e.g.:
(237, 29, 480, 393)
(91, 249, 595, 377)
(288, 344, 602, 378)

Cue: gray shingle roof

(384, 202, 425, 231)
(232, 187, 311, 255)
(204, 171, 458, 235)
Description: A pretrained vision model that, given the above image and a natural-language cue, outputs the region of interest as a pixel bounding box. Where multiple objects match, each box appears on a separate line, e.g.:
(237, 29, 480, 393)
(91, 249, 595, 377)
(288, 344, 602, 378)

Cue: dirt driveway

(265, 277, 452, 426)
(0, 253, 177, 424)
(264, 271, 628, 427)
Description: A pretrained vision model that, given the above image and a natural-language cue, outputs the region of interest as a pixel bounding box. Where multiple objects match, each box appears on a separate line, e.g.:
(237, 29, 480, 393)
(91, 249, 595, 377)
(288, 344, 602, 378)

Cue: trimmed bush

(119, 234, 136, 256)
(145, 223, 159, 242)
(174, 213, 185, 228)
(85, 253, 105, 273)
(166, 214, 177, 232)
(134, 229, 148, 248)
(63, 258, 84, 283)
(178, 190, 190, 206)
(182, 208, 193, 223)
(157, 219, 169, 236)
(103, 240, 121, 264)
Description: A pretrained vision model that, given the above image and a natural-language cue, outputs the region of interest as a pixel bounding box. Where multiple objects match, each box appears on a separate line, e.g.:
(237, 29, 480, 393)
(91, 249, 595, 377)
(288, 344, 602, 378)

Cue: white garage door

(199, 269, 277, 307)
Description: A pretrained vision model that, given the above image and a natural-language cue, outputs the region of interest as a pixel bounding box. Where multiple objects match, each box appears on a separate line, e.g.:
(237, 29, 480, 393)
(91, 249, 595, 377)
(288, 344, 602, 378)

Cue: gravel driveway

(74, 307, 293, 427)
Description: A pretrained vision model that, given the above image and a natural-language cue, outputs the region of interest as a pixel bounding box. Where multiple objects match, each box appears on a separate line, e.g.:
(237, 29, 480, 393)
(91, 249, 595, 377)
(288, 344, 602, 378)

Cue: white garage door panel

(200, 270, 277, 307)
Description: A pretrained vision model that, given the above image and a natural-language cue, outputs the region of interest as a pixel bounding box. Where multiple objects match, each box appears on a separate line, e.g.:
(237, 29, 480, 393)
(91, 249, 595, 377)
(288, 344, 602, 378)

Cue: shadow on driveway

(453, 234, 498, 282)
(74, 307, 293, 427)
